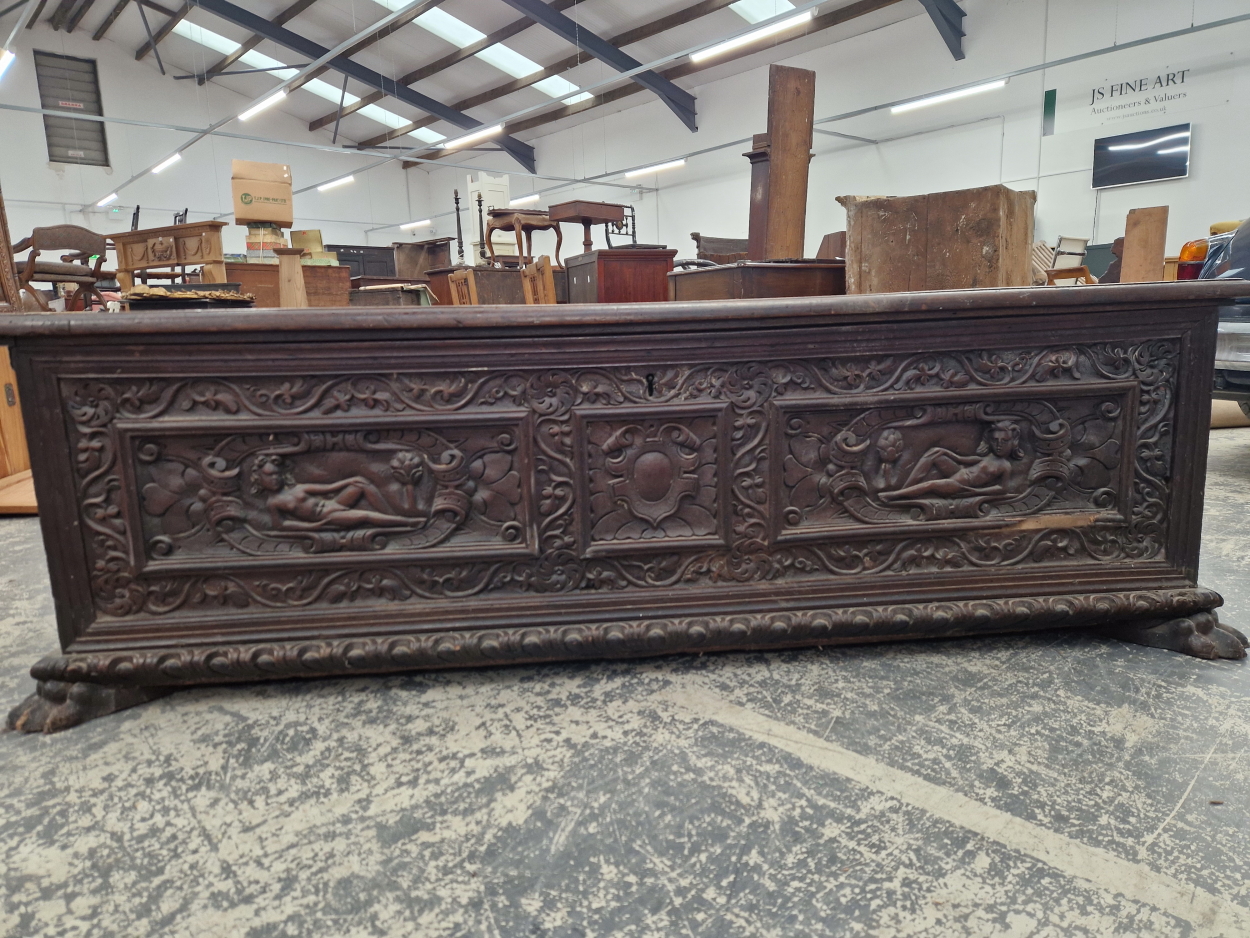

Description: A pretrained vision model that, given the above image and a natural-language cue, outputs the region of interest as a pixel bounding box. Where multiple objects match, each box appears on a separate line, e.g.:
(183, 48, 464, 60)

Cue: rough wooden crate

(838, 185, 1036, 294)
(2, 282, 1246, 732)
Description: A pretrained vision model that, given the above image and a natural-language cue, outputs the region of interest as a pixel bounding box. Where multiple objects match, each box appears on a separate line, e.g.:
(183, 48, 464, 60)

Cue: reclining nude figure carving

(879, 420, 1025, 503)
(249, 452, 428, 531)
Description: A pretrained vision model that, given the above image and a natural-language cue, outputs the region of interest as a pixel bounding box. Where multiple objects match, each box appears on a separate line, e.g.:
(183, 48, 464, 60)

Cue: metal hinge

(4, 383, 14, 407)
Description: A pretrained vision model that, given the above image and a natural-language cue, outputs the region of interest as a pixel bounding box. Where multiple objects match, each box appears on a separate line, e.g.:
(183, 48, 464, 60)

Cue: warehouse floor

(2, 432, 1249, 938)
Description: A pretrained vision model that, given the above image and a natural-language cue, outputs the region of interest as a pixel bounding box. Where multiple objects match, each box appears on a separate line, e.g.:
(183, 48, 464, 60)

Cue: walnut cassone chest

(1, 283, 1244, 695)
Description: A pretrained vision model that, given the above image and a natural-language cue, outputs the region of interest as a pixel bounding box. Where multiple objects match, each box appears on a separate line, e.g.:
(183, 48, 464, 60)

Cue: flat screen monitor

(1092, 123, 1190, 189)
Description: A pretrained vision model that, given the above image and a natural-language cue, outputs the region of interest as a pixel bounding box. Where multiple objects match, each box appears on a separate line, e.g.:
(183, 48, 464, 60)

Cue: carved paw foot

(6, 679, 170, 734)
(1102, 612, 1249, 660)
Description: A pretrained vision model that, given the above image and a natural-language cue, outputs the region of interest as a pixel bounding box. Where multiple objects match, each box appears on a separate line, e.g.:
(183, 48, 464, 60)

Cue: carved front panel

(127, 420, 529, 570)
(61, 339, 1179, 622)
(578, 406, 727, 555)
(777, 386, 1134, 539)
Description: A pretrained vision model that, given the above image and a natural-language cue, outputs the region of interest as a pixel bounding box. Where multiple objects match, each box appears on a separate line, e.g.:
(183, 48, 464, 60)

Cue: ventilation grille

(33, 50, 109, 167)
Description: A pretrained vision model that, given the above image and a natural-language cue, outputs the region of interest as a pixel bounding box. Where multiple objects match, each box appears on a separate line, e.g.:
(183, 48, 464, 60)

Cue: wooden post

(764, 65, 815, 259)
(1120, 206, 1169, 283)
(273, 248, 310, 308)
(744, 134, 771, 261)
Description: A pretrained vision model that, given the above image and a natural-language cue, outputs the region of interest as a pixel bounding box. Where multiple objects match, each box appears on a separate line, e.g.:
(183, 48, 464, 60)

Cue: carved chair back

(690, 231, 748, 265)
(11, 224, 112, 311)
(448, 269, 479, 306)
(521, 255, 557, 305)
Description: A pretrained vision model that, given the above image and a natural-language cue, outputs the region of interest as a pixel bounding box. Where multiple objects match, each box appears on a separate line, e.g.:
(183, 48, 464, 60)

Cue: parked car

(1194, 220, 1250, 416)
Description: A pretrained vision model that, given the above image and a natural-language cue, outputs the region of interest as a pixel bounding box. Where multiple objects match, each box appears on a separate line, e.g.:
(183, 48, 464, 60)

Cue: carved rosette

(61, 339, 1181, 619)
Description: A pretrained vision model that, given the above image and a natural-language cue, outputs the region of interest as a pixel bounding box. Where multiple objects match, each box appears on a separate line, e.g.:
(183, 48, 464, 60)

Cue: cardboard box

(231, 160, 293, 227)
(290, 229, 325, 253)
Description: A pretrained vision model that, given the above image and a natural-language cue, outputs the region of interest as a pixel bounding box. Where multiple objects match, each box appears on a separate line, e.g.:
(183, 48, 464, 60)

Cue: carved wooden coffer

(0, 283, 1238, 689)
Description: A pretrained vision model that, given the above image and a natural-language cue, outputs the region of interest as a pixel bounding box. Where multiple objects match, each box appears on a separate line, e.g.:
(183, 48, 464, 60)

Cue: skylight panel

(414, 7, 486, 47)
(476, 43, 541, 79)
(729, 0, 797, 24)
(171, 20, 242, 56)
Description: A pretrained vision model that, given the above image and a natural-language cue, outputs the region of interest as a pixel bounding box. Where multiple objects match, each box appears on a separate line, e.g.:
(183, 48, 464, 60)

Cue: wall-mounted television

(1092, 123, 1190, 189)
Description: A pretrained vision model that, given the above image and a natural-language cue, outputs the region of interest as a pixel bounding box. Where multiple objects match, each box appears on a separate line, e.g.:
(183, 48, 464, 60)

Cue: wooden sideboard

(110, 221, 228, 289)
(3, 282, 1247, 731)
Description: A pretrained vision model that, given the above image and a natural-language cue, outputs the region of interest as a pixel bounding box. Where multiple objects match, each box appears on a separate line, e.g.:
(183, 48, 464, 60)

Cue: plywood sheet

(0, 469, 36, 514)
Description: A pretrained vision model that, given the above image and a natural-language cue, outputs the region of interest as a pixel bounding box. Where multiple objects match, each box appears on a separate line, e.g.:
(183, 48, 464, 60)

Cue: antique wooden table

(109, 221, 228, 290)
(3, 282, 1246, 731)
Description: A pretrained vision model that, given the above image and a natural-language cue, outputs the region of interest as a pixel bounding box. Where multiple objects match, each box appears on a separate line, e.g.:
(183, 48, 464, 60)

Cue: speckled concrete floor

(2, 432, 1250, 938)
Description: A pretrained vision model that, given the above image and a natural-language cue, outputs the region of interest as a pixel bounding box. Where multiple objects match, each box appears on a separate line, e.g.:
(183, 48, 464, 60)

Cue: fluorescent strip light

(0, 50, 15, 80)
(440, 123, 503, 150)
(1157, 145, 1190, 155)
(690, 11, 812, 62)
(401, 219, 431, 230)
(1107, 131, 1190, 151)
(239, 89, 287, 121)
(317, 175, 355, 192)
(96, 193, 119, 207)
(891, 79, 1007, 114)
(510, 194, 540, 206)
(624, 159, 686, 178)
(151, 153, 182, 174)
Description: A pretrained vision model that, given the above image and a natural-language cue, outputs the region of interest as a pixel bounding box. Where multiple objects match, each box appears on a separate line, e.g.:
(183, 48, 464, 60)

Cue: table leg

(582, 220, 593, 253)
(116, 271, 134, 291)
(202, 262, 227, 284)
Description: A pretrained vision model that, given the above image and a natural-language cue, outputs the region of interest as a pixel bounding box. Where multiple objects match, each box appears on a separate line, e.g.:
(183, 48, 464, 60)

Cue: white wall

(418, 0, 1250, 260)
(0, 22, 416, 253)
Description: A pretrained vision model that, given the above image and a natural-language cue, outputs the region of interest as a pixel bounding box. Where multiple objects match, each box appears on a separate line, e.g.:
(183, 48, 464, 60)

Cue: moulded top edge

(0, 281, 1245, 339)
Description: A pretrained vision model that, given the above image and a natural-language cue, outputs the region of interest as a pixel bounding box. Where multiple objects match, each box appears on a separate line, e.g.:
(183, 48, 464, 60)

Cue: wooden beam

(135, 0, 189, 60)
(761, 64, 815, 259)
(311, 0, 725, 133)
(65, 0, 101, 32)
(353, 0, 741, 148)
(25, 0, 46, 27)
(92, 0, 128, 39)
(91, 0, 175, 39)
(403, 0, 905, 167)
(47, 0, 77, 30)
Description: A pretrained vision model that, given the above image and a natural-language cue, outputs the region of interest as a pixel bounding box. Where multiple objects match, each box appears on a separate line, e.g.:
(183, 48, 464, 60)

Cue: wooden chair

(1045, 265, 1097, 285)
(690, 231, 748, 265)
(447, 268, 479, 305)
(12, 225, 114, 310)
(521, 255, 558, 305)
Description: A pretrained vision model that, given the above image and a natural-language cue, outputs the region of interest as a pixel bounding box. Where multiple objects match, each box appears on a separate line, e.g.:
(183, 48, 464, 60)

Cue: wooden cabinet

(565, 249, 676, 304)
(224, 263, 351, 308)
(668, 261, 845, 301)
(324, 244, 396, 279)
